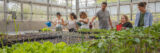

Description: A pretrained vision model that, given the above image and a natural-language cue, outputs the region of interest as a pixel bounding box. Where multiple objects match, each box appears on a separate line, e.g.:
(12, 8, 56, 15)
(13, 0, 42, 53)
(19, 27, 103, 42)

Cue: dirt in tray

(0, 32, 95, 46)
(34, 36, 94, 44)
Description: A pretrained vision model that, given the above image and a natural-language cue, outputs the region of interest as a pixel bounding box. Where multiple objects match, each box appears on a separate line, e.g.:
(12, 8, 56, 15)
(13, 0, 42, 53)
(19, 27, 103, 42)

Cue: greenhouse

(0, 0, 160, 53)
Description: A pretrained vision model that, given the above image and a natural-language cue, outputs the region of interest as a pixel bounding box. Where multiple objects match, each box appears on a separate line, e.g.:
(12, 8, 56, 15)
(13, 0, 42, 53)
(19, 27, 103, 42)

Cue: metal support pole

(146, 0, 149, 10)
(95, 0, 97, 12)
(76, 0, 79, 16)
(117, 0, 120, 23)
(30, 1, 33, 21)
(47, 0, 50, 21)
(50, 0, 53, 20)
(4, 0, 8, 21)
(154, 0, 158, 22)
(85, 0, 88, 12)
(4, 0, 8, 33)
(71, 0, 72, 12)
(130, 0, 133, 21)
(66, 0, 68, 20)
(154, 0, 156, 14)
(20, 0, 24, 21)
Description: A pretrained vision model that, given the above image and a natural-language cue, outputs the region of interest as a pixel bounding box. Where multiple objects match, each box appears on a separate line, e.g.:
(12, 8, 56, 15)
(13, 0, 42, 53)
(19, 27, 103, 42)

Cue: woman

(120, 15, 133, 28)
(54, 12, 65, 31)
(135, 2, 153, 27)
(79, 12, 89, 29)
(66, 13, 78, 32)
(117, 15, 133, 31)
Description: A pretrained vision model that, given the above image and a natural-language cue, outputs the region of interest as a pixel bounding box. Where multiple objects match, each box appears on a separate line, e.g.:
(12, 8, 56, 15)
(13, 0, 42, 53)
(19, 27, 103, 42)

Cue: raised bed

(78, 32, 101, 34)
(0, 32, 95, 47)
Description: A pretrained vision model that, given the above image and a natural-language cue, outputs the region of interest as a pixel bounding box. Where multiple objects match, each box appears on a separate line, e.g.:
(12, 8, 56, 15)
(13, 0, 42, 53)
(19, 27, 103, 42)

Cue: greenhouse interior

(0, 0, 160, 53)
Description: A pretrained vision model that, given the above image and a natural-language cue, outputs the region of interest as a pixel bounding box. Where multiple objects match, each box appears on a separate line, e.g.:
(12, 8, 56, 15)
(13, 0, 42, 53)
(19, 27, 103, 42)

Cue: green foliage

(78, 29, 90, 32)
(78, 29, 108, 33)
(0, 41, 87, 53)
(79, 23, 160, 53)
(40, 28, 52, 32)
(0, 23, 160, 53)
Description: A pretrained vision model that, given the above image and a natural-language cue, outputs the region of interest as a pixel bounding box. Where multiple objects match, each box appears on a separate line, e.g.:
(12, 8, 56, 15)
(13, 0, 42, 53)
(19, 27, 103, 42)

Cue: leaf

(134, 38, 140, 44)
(98, 42, 103, 48)
(56, 42, 67, 48)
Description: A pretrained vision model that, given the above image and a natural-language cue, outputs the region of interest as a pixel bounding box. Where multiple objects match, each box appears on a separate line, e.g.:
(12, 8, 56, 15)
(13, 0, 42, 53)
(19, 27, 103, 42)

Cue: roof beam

(1, 0, 71, 9)
(80, 0, 160, 9)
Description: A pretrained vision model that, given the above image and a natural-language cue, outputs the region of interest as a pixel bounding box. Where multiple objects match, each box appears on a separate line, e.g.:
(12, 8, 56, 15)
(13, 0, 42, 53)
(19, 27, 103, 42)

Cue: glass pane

(23, 14, 31, 21)
(87, 8, 98, 18)
(33, 0, 47, 3)
(109, 6, 117, 15)
(32, 15, 47, 21)
(120, 0, 130, 2)
(8, 2, 21, 13)
(0, 1, 4, 21)
(132, 0, 143, 2)
(32, 5, 47, 15)
(156, 2, 160, 12)
(50, 0, 66, 6)
(0, 13, 4, 21)
(23, 4, 31, 14)
(0, 1, 3, 11)
(155, 2, 160, 23)
(8, 2, 22, 21)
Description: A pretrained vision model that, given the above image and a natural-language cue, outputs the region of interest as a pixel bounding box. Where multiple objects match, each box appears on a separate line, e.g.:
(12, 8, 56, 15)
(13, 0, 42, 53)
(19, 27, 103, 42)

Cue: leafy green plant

(0, 41, 87, 53)
(40, 28, 52, 32)
(0, 23, 160, 53)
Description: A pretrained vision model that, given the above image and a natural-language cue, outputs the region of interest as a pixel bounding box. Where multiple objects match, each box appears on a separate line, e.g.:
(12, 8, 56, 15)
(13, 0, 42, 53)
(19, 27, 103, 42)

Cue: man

(91, 2, 113, 30)
(135, 2, 153, 27)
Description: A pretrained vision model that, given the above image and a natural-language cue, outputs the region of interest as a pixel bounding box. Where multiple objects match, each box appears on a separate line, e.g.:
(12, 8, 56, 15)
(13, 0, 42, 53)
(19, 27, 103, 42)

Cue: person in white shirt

(65, 13, 78, 32)
(53, 12, 65, 31)
(79, 12, 89, 29)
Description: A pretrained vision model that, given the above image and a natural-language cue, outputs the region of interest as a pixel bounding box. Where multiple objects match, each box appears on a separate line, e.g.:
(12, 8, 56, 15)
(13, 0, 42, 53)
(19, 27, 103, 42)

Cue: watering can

(76, 22, 82, 27)
(45, 21, 52, 27)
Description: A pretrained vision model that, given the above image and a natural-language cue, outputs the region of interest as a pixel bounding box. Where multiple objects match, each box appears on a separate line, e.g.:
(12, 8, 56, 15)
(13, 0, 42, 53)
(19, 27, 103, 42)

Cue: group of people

(52, 12, 90, 32)
(52, 2, 153, 31)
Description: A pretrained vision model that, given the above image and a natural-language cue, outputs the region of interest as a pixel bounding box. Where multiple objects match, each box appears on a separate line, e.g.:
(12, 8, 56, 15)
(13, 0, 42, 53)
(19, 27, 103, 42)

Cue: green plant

(0, 23, 160, 53)
(40, 28, 52, 32)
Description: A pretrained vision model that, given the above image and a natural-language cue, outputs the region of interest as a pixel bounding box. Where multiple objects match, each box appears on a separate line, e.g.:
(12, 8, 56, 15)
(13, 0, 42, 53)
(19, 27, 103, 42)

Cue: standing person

(79, 12, 89, 29)
(91, 2, 113, 30)
(53, 12, 65, 31)
(135, 2, 153, 27)
(65, 13, 78, 32)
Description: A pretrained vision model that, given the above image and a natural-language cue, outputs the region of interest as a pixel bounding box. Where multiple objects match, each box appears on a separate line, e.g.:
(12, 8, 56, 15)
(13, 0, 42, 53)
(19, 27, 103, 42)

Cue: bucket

(116, 24, 122, 31)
